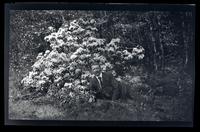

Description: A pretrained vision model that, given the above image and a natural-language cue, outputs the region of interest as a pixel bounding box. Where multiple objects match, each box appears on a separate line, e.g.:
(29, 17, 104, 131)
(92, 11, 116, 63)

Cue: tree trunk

(182, 21, 189, 69)
(137, 28, 142, 44)
(149, 14, 158, 71)
(158, 24, 165, 72)
(150, 26, 158, 71)
(160, 39, 165, 72)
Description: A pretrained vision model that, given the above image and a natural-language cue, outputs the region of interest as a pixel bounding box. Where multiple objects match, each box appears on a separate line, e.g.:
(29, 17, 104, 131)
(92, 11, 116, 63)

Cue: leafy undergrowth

(8, 67, 193, 121)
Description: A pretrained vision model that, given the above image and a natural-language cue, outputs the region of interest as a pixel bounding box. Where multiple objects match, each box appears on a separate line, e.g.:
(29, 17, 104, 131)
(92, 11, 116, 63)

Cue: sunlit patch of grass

(9, 99, 64, 120)
(35, 104, 64, 120)
(9, 99, 37, 120)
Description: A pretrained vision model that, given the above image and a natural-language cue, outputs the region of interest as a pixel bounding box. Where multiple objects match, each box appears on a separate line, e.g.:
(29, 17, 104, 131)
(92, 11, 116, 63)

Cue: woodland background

(8, 10, 195, 121)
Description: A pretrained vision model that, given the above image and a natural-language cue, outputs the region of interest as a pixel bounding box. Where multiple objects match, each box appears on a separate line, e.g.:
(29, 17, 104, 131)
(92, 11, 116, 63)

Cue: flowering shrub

(21, 18, 145, 105)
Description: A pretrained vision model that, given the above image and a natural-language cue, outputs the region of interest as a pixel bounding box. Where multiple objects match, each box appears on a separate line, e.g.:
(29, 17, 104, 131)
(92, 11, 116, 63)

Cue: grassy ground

(8, 67, 193, 121)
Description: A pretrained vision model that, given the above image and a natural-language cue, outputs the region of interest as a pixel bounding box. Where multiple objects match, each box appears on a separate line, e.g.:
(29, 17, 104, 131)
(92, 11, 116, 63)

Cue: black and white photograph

(5, 3, 195, 125)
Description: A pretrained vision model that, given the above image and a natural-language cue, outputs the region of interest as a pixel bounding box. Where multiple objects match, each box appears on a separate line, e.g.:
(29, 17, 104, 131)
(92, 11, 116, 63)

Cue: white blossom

(90, 19, 96, 24)
(70, 54, 78, 60)
(138, 54, 145, 59)
(44, 68, 52, 76)
(45, 50, 50, 54)
(54, 77, 62, 83)
(64, 83, 73, 88)
(107, 47, 115, 52)
(38, 80, 46, 85)
(73, 27, 85, 34)
(69, 92, 75, 98)
(57, 67, 65, 74)
(75, 69, 81, 74)
(89, 97, 95, 103)
(48, 26, 55, 32)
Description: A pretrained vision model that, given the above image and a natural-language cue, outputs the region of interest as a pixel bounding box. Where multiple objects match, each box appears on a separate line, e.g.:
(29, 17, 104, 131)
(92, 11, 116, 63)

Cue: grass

(9, 99, 64, 120)
(8, 67, 193, 121)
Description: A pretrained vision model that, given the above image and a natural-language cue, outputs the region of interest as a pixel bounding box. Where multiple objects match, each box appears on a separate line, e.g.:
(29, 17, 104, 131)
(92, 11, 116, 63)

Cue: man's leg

(112, 87, 120, 100)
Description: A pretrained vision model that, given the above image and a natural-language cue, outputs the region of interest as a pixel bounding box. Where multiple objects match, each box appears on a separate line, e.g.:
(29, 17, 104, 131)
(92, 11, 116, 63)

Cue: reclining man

(88, 65, 132, 101)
